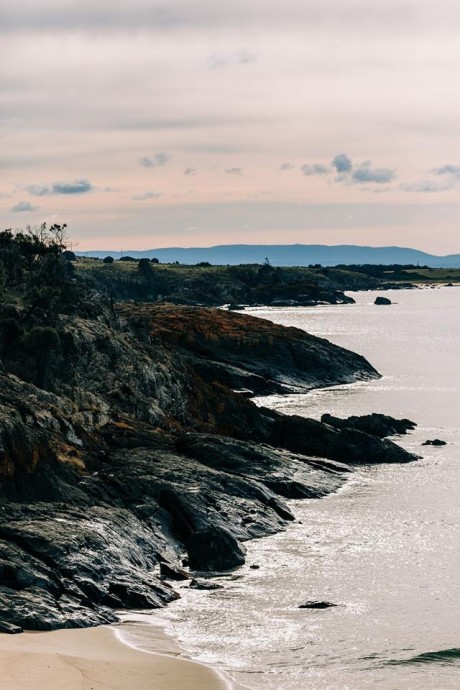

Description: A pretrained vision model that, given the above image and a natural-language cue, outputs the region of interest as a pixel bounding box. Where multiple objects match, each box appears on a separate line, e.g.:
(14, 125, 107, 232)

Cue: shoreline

(0, 624, 237, 690)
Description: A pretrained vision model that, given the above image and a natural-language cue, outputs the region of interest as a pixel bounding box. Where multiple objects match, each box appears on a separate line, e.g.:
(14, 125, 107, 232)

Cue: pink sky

(2, 1, 460, 253)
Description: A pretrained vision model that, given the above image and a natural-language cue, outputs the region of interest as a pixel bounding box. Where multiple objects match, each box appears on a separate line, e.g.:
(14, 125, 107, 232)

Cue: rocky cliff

(0, 303, 416, 633)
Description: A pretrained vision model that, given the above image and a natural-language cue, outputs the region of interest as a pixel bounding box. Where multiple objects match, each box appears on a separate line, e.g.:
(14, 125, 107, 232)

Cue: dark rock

(272, 414, 418, 465)
(299, 601, 337, 609)
(327, 427, 417, 465)
(176, 433, 350, 501)
(374, 296, 392, 305)
(241, 515, 255, 525)
(250, 564, 260, 570)
(106, 581, 175, 609)
(321, 412, 416, 438)
(422, 439, 447, 446)
(186, 527, 246, 571)
(0, 621, 23, 634)
(160, 562, 190, 581)
(189, 578, 223, 590)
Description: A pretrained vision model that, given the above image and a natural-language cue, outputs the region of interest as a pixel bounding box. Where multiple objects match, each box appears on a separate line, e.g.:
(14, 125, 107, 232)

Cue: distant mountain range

(79, 244, 460, 268)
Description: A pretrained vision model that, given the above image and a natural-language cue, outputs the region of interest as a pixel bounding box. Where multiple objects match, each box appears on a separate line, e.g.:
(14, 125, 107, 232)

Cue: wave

(386, 648, 460, 665)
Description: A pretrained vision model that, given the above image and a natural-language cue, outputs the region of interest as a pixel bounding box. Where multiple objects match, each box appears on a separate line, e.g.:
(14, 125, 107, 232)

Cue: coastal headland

(0, 299, 416, 632)
(0, 228, 420, 689)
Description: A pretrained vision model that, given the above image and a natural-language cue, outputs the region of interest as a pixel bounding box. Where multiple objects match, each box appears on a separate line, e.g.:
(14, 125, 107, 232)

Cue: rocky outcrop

(0, 304, 417, 633)
(321, 413, 416, 438)
(270, 413, 417, 464)
(118, 303, 379, 395)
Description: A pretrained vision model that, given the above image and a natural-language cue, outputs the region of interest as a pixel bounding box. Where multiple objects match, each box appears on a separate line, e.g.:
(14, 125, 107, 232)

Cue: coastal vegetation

(75, 255, 455, 308)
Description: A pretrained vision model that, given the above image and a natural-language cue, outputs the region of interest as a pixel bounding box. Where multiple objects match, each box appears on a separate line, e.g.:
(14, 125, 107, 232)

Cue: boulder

(189, 579, 223, 590)
(0, 621, 23, 634)
(299, 601, 337, 609)
(186, 527, 246, 571)
(374, 296, 392, 305)
(422, 439, 447, 446)
(159, 562, 190, 581)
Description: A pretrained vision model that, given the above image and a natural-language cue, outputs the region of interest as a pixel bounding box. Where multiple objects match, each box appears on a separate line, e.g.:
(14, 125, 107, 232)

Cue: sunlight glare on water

(121, 288, 460, 690)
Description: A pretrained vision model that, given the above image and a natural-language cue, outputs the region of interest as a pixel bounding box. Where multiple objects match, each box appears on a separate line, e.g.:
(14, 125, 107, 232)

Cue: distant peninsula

(79, 244, 460, 268)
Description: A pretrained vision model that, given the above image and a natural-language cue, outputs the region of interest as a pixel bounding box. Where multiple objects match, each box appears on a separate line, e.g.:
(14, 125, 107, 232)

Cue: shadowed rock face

(0, 304, 416, 632)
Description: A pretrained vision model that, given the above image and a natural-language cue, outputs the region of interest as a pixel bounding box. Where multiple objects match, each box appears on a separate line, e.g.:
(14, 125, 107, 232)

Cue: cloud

(301, 163, 329, 176)
(351, 163, 395, 184)
(131, 191, 162, 201)
(332, 153, 353, 173)
(26, 179, 94, 196)
(207, 50, 257, 70)
(10, 200, 39, 212)
(330, 154, 396, 185)
(184, 167, 197, 175)
(433, 164, 460, 178)
(225, 167, 243, 175)
(139, 152, 170, 168)
(400, 179, 455, 193)
(280, 163, 295, 171)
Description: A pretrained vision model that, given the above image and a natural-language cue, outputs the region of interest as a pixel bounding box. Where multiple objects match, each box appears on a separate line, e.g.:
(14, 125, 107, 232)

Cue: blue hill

(79, 244, 460, 268)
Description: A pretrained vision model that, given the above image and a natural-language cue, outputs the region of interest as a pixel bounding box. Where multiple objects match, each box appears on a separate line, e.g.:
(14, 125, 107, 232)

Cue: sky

(1, 1, 460, 253)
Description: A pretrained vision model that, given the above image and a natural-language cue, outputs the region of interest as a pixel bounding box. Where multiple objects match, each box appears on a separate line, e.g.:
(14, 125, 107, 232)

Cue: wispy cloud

(184, 167, 197, 175)
(26, 179, 94, 196)
(10, 200, 39, 212)
(225, 167, 243, 175)
(301, 163, 329, 176)
(131, 191, 162, 201)
(280, 162, 295, 171)
(401, 163, 460, 192)
(139, 152, 170, 168)
(400, 179, 455, 193)
(433, 164, 460, 179)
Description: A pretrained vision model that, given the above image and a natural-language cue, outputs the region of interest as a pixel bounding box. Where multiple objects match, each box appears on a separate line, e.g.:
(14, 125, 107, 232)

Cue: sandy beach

(0, 625, 231, 690)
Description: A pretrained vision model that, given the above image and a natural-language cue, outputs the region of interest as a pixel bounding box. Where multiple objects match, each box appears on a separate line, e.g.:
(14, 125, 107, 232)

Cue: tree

(22, 326, 61, 388)
(138, 258, 155, 282)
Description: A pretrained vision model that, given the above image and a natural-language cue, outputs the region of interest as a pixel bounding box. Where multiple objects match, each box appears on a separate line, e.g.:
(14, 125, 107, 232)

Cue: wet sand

(0, 625, 232, 690)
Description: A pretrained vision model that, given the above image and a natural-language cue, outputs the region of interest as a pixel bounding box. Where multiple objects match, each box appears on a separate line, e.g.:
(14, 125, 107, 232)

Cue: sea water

(121, 288, 460, 690)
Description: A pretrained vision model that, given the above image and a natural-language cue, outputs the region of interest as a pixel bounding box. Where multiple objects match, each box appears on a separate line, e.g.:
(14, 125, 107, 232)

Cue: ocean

(120, 287, 460, 690)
